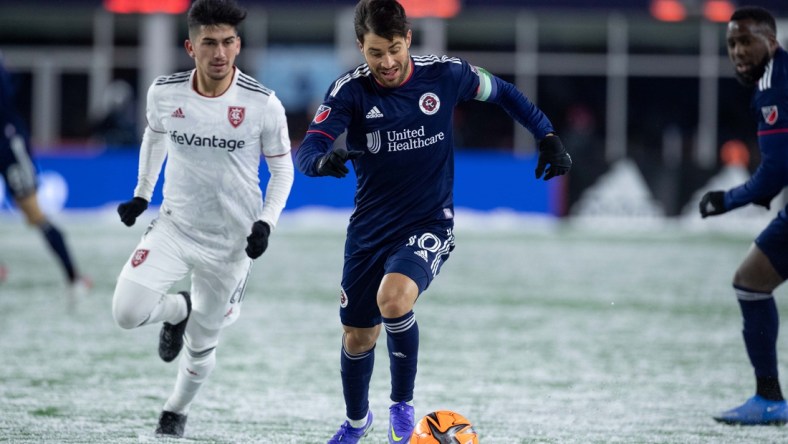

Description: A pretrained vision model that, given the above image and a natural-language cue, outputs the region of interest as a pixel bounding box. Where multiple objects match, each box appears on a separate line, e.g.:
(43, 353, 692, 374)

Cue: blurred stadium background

(1, 0, 787, 219)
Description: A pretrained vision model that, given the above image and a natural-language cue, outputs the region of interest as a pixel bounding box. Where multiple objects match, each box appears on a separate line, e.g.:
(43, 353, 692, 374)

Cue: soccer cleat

(158, 291, 191, 362)
(389, 402, 415, 443)
(155, 410, 187, 437)
(327, 411, 373, 443)
(713, 395, 788, 425)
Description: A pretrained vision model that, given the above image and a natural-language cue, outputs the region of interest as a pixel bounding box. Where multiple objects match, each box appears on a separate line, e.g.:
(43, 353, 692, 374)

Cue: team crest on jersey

(228, 106, 245, 128)
(339, 288, 348, 308)
(419, 92, 440, 115)
(131, 249, 149, 268)
(761, 105, 778, 125)
(313, 105, 331, 124)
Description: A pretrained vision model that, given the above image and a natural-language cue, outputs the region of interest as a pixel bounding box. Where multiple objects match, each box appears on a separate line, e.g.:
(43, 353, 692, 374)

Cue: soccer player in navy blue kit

(0, 56, 89, 307)
(701, 6, 788, 426)
(295, 1, 571, 442)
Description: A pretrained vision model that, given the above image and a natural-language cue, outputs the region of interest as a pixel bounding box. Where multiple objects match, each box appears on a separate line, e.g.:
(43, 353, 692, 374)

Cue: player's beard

(374, 61, 409, 88)
(734, 56, 769, 87)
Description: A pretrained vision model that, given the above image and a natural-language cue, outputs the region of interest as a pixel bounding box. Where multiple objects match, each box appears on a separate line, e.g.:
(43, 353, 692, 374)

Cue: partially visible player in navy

(295, 1, 571, 442)
(0, 55, 89, 307)
(700, 6, 788, 426)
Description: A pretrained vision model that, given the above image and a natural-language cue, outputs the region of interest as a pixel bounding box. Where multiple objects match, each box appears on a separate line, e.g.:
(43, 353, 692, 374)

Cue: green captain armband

(473, 66, 495, 102)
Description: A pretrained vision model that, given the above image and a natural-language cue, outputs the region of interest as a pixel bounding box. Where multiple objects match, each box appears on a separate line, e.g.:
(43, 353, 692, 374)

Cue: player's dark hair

(187, 0, 247, 34)
(354, 0, 409, 43)
(731, 6, 776, 35)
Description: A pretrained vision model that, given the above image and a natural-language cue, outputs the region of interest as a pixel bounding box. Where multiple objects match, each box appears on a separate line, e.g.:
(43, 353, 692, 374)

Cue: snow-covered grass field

(1, 210, 786, 443)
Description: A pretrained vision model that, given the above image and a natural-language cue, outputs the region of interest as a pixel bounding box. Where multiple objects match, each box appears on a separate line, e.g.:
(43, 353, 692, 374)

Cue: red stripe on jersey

(306, 129, 336, 140)
(757, 127, 788, 136)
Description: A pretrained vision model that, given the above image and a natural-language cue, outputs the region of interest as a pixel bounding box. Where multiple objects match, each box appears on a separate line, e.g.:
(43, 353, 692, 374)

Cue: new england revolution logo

(228, 106, 245, 128)
(418, 92, 440, 115)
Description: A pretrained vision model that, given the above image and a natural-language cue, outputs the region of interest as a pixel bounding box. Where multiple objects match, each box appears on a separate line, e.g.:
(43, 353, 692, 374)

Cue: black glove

(316, 147, 364, 178)
(535, 135, 572, 180)
(699, 191, 726, 218)
(245, 220, 271, 259)
(753, 193, 777, 210)
(117, 197, 149, 227)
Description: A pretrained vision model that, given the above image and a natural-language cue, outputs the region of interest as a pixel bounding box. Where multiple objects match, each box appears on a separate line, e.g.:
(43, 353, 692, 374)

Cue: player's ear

(184, 39, 195, 58)
(357, 39, 363, 53)
(405, 29, 412, 48)
(767, 34, 779, 54)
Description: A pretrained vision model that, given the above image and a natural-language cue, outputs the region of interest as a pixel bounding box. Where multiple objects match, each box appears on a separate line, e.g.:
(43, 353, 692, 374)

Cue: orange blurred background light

(104, 0, 189, 14)
(650, 0, 687, 22)
(399, 0, 461, 19)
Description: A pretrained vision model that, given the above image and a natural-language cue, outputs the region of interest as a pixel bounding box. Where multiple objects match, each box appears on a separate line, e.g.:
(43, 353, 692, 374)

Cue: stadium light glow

(703, 0, 736, 23)
(399, 0, 461, 18)
(104, 0, 189, 14)
(650, 0, 687, 22)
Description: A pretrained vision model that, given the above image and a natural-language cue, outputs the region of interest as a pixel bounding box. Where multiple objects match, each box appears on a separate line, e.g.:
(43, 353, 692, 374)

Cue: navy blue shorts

(755, 208, 788, 279)
(339, 223, 455, 328)
(0, 124, 37, 200)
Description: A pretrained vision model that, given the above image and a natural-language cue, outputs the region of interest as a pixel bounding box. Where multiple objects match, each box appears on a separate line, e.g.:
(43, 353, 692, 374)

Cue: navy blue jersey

(726, 47, 788, 213)
(296, 55, 554, 251)
(0, 57, 36, 199)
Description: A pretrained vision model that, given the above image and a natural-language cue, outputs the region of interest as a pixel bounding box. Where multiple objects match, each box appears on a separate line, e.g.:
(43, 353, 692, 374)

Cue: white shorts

(119, 217, 253, 330)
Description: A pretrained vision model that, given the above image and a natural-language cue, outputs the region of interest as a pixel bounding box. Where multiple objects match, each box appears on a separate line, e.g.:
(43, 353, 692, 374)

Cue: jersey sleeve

(452, 58, 482, 103)
(260, 148, 294, 230)
(260, 93, 291, 157)
(724, 77, 788, 210)
(133, 81, 169, 200)
(145, 80, 167, 134)
(468, 64, 555, 140)
(295, 76, 355, 176)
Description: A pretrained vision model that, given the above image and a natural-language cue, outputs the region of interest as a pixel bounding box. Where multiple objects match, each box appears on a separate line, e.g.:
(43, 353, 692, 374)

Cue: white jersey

(134, 67, 293, 260)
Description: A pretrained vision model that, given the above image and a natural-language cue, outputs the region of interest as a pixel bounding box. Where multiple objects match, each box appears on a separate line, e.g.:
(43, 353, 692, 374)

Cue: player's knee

(733, 263, 767, 290)
(184, 323, 220, 352)
(378, 293, 414, 319)
(112, 278, 159, 329)
(377, 273, 418, 318)
(344, 327, 380, 353)
(732, 267, 748, 289)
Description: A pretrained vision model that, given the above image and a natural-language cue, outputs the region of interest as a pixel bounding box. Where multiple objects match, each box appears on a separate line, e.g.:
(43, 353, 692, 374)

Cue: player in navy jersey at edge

(700, 6, 788, 426)
(0, 55, 90, 308)
(110, 0, 293, 438)
(295, 1, 571, 442)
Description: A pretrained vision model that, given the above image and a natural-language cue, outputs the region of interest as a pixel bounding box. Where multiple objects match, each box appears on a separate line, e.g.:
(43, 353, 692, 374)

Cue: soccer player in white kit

(110, 0, 294, 437)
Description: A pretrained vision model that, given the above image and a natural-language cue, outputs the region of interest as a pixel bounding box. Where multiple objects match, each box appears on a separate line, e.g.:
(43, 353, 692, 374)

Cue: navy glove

(316, 147, 364, 178)
(117, 197, 149, 227)
(245, 220, 271, 259)
(535, 135, 572, 180)
(699, 191, 726, 218)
